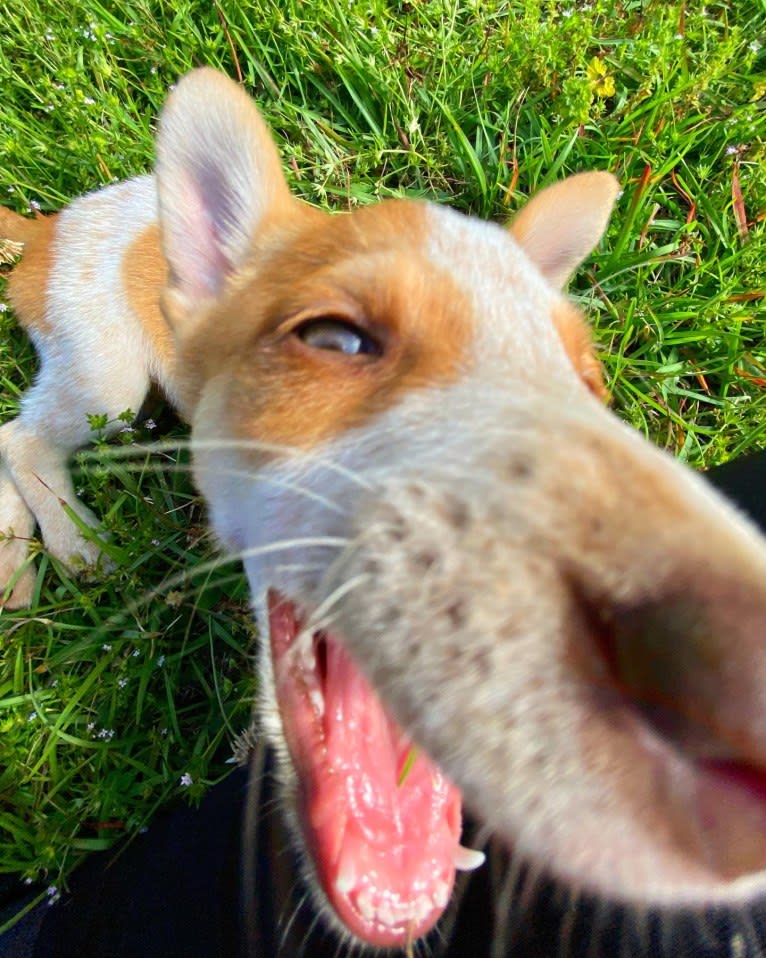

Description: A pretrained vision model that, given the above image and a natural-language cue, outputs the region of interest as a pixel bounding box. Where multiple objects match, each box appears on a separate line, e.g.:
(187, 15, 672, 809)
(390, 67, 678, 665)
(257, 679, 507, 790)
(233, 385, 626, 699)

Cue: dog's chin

(265, 590, 480, 949)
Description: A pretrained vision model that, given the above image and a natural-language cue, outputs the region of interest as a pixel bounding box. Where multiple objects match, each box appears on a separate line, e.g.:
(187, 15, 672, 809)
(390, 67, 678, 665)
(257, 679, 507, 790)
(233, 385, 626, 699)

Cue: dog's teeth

(356, 889, 375, 922)
(413, 893, 435, 924)
(377, 901, 395, 927)
(432, 879, 450, 909)
(294, 629, 316, 670)
(453, 844, 486, 872)
(335, 857, 356, 895)
(309, 687, 325, 717)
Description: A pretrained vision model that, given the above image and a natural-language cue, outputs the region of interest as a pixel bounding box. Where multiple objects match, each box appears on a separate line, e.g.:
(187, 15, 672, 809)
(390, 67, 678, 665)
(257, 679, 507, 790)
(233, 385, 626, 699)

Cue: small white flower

(750, 40, 762, 54)
(118, 677, 128, 688)
(180, 772, 193, 787)
(144, 418, 157, 430)
(132, 649, 140, 657)
(86, 721, 95, 732)
(725, 144, 739, 155)
(46, 885, 60, 904)
(157, 654, 166, 667)
(28, 711, 37, 722)
(0, 303, 8, 313)
(102, 643, 112, 651)
(83, 96, 96, 106)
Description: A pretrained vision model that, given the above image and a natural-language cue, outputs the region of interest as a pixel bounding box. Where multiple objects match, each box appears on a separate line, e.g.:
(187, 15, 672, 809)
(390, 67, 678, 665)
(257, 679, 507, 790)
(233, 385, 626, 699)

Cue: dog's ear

(156, 68, 291, 323)
(510, 171, 619, 289)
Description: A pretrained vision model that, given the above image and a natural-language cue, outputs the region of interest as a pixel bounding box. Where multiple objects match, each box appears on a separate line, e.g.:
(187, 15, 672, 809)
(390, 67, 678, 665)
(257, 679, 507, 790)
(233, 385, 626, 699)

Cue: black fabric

(2, 452, 766, 957)
(18, 770, 247, 958)
(703, 452, 766, 526)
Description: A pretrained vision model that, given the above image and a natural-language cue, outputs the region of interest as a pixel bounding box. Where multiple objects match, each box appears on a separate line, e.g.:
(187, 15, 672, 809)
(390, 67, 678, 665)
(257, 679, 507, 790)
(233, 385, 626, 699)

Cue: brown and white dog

(2, 68, 766, 953)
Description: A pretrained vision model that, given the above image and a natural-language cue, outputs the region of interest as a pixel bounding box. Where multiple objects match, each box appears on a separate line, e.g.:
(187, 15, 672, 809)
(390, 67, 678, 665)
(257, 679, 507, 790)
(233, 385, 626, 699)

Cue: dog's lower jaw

(249, 592, 471, 948)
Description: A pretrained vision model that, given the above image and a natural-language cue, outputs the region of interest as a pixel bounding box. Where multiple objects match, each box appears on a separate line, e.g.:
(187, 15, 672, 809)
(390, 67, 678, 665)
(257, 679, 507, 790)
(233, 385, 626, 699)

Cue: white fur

(0, 177, 162, 582)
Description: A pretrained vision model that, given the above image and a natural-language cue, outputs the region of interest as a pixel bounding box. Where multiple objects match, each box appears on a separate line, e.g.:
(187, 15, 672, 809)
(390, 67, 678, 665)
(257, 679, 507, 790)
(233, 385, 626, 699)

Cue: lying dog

(2, 68, 766, 954)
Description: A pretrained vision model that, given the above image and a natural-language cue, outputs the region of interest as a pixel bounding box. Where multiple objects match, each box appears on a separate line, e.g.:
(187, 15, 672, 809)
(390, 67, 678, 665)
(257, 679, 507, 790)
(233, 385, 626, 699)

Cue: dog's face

(155, 70, 766, 950)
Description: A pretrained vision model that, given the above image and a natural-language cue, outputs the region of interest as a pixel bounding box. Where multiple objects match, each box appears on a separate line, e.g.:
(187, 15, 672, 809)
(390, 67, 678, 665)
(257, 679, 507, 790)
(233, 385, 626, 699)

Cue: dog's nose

(583, 583, 766, 768)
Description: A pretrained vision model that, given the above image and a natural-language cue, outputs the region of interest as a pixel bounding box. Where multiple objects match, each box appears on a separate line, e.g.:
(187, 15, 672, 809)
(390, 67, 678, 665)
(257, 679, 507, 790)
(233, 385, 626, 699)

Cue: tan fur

(3, 211, 57, 336)
(552, 300, 606, 400)
(122, 224, 174, 369)
(175, 200, 475, 451)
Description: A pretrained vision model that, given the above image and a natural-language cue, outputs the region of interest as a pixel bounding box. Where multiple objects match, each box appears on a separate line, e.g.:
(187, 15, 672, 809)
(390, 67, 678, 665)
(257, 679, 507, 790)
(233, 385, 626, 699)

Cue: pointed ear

(510, 171, 620, 289)
(155, 68, 292, 323)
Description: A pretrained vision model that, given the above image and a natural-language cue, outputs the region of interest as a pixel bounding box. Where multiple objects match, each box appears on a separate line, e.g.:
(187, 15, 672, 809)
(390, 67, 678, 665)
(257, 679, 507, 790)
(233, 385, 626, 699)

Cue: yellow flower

(587, 56, 615, 98)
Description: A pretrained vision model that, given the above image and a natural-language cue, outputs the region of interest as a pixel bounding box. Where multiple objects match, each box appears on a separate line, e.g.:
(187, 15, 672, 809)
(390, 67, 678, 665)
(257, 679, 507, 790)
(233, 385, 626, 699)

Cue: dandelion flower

(586, 57, 615, 98)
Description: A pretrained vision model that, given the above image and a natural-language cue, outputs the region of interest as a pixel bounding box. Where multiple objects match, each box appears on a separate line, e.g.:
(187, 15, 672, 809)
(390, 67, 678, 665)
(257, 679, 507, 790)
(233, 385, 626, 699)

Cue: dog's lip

(593, 696, 766, 890)
(572, 594, 766, 891)
(267, 590, 474, 947)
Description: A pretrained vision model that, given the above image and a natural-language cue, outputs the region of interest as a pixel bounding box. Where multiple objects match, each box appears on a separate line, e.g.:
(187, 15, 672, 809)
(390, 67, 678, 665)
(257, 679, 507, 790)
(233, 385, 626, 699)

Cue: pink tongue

(270, 594, 463, 947)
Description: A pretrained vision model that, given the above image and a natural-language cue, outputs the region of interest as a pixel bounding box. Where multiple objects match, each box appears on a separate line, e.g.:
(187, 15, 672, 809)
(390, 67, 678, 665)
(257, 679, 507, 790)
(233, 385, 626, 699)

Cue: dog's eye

(295, 318, 381, 356)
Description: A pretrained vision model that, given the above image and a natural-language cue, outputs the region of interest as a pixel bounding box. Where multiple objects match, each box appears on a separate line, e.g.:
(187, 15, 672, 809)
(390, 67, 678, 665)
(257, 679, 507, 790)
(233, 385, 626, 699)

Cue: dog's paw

(65, 537, 116, 579)
(43, 517, 115, 579)
(0, 553, 37, 609)
(0, 529, 37, 610)
(0, 471, 37, 609)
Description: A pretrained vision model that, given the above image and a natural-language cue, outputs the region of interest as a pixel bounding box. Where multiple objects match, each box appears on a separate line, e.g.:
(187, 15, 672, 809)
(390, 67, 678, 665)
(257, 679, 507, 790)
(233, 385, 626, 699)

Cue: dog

(2, 67, 766, 955)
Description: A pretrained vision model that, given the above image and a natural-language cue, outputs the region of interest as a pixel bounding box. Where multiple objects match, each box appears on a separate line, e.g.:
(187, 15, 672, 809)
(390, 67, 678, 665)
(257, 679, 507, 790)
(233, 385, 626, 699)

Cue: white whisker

(236, 537, 349, 565)
(301, 573, 371, 636)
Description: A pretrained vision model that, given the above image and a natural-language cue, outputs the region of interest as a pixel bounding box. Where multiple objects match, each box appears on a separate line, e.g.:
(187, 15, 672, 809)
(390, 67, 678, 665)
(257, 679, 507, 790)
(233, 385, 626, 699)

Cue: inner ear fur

(510, 171, 620, 289)
(155, 68, 293, 325)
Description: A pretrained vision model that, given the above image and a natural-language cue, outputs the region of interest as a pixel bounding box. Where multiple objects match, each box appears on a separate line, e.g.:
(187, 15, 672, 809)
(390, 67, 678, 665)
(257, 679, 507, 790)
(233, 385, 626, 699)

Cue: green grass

(0, 0, 765, 920)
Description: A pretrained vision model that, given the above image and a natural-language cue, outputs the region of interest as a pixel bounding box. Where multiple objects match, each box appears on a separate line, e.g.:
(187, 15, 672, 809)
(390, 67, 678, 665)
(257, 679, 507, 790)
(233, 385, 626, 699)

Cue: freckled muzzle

(316, 399, 766, 909)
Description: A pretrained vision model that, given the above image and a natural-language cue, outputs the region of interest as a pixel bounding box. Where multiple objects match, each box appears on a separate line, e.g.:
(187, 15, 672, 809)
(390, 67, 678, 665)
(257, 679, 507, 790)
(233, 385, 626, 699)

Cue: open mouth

(267, 590, 484, 947)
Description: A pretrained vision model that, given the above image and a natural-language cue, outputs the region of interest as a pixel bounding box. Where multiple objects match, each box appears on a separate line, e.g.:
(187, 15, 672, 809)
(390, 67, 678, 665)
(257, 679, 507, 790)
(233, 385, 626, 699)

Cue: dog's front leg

(0, 462, 36, 607)
(0, 419, 111, 585)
